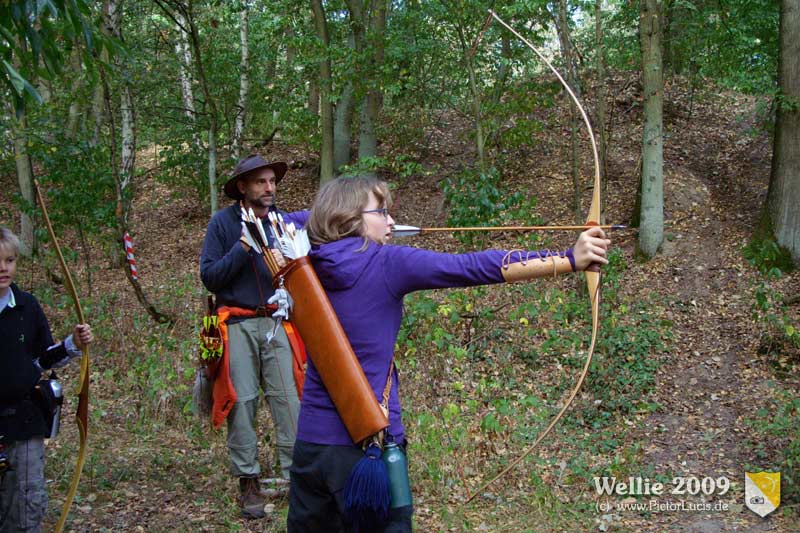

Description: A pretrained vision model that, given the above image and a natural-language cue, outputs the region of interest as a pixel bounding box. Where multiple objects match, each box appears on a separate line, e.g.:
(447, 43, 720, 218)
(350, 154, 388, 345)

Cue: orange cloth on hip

(206, 306, 307, 430)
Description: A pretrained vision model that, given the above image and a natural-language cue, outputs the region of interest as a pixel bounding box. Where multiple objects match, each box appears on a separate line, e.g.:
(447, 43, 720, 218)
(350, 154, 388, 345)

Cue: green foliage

(485, 78, 560, 151)
(442, 166, 541, 248)
(338, 154, 424, 181)
(752, 281, 800, 361)
(598, 0, 779, 94)
(745, 237, 799, 360)
(32, 135, 117, 233)
(511, 249, 669, 426)
(0, 0, 99, 112)
(746, 389, 800, 505)
(744, 237, 795, 276)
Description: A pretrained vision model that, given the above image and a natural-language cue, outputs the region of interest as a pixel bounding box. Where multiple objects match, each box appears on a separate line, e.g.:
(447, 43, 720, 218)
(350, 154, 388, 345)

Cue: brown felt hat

(224, 154, 288, 200)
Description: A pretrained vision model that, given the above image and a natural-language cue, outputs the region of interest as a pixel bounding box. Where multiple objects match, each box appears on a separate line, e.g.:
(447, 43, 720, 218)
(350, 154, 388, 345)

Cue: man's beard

(246, 192, 275, 209)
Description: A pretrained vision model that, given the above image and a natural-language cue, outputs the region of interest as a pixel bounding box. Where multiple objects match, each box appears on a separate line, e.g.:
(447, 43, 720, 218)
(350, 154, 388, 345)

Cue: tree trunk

(232, 6, 249, 161)
(208, 125, 217, 212)
(105, 0, 172, 324)
(491, 35, 512, 107)
(466, 54, 486, 170)
(184, 2, 219, 213)
(66, 49, 83, 139)
(638, 0, 665, 258)
(662, 0, 675, 73)
(359, 0, 386, 162)
(285, 26, 296, 70)
(90, 83, 105, 147)
(120, 83, 135, 199)
(357, 97, 378, 163)
(308, 76, 319, 116)
(13, 114, 35, 257)
(174, 10, 201, 151)
(311, 0, 335, 183)
(556, 0, 581, 223)
(454, 9, 485, 171)
(596, 0, 608, 223)
(346, 0, 387, 168)
(767, 0, 800, 263)
(334, 80, 354, 172)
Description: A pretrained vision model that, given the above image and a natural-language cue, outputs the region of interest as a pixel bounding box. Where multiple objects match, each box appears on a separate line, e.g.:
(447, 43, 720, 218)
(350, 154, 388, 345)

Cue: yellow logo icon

(745, 472, 780, 517)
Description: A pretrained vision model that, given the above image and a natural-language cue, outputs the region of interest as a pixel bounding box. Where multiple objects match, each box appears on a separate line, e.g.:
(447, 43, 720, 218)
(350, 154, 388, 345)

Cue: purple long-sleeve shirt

(298, 237, 569, 446)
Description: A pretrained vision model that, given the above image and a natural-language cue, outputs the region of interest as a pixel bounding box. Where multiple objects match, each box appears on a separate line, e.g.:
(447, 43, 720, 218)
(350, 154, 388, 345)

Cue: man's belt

(216, 302, 278, 317)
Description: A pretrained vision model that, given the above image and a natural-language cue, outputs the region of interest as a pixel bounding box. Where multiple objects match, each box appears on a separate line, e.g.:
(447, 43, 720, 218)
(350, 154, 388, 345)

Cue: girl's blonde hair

(307, 176, 392, 247)
(0, 226, 20, 255)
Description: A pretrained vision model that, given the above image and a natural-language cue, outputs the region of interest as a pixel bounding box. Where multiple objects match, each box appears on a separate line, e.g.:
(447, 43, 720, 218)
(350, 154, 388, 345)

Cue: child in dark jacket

(287, 177, 610, 532)
(0, 226, 93, 532)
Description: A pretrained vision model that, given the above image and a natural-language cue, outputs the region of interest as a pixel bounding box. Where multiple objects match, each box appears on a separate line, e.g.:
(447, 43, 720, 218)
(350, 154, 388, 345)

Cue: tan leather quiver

(274, 256, 388, 444)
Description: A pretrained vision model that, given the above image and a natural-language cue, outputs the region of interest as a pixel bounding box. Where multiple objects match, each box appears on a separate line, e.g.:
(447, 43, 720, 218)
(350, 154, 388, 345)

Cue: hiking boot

(239, 476, 266, 519)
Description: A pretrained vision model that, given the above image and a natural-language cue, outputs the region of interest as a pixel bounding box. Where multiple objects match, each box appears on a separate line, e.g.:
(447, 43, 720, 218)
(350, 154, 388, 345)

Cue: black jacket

(0, 283, 69, 441)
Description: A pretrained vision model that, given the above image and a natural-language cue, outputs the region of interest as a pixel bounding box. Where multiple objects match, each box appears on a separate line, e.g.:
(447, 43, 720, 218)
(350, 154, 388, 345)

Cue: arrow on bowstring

(391, 224, 625, 238)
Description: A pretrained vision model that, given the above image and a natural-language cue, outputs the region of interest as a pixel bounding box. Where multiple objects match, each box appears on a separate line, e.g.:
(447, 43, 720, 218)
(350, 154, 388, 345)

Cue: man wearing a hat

(200, 154, 308, 519)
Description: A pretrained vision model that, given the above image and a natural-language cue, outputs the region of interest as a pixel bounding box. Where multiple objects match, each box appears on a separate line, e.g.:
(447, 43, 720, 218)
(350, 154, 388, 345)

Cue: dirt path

(620, 95, 792, 531)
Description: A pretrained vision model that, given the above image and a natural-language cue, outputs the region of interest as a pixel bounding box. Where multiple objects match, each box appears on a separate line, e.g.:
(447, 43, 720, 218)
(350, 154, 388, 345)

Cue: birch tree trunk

(638, 0, 665, 258)
(90, 83, 105, 147)
(66, 49, 83, 139)
(105, 0, 172, 323)
(184, 3, 219, 213)
(174, 11, 201, 151)
(232, 6, 249, 161)
(311, 0, 335, 183)
(767, 0, 800, 263)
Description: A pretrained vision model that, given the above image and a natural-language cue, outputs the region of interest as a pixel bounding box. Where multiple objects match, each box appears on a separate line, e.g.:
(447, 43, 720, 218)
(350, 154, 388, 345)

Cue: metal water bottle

(382, 442, 412, 508)
(47, 378, 63, 439)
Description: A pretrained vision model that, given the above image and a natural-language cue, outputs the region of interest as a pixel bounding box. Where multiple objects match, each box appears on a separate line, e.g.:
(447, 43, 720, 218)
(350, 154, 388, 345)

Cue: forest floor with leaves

(2, 74, 798, 532)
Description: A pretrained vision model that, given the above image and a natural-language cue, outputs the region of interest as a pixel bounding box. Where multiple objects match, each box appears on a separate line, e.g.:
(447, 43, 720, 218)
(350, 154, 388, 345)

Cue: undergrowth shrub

(442, 166, 540, 249)
(746, 389, 800, 507)
(745, 238, 799, 369)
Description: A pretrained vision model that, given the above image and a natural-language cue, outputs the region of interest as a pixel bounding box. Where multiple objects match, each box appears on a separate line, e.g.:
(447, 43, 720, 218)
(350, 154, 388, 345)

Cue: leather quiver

(274, 256, 388, 444)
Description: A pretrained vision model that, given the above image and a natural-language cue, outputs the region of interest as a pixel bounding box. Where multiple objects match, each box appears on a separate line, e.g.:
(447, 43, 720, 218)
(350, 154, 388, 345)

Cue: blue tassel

(344, 443, 390, 529)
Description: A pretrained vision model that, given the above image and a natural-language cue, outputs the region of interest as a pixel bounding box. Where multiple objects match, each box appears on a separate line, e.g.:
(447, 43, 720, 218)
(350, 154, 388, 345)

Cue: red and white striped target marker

(124, 232, 138, 280)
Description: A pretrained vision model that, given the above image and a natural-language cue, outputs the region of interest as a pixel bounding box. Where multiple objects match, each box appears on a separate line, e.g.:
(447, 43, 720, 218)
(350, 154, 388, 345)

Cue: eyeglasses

(362, 208, 390, 219)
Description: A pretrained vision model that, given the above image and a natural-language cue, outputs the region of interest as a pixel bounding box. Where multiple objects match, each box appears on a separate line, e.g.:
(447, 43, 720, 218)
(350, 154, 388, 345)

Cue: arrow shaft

(419, 224, 622, 233)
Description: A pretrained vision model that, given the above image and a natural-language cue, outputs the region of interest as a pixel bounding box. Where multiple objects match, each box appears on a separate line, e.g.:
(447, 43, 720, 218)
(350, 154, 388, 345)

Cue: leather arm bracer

(500, 250, 576, 283)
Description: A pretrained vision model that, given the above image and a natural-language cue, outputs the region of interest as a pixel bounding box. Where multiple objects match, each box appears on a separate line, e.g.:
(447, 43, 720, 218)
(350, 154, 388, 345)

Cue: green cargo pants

(226, 316, 299, 479)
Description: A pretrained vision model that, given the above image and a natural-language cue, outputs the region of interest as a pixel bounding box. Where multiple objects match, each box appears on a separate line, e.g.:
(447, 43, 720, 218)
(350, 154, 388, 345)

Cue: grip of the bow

(583, 220, 602, 273)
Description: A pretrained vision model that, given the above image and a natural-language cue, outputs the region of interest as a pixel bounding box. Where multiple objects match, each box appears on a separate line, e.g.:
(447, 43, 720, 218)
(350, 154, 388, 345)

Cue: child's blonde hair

(307, 176, 392, 247)
(0, 226, 20, 255)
